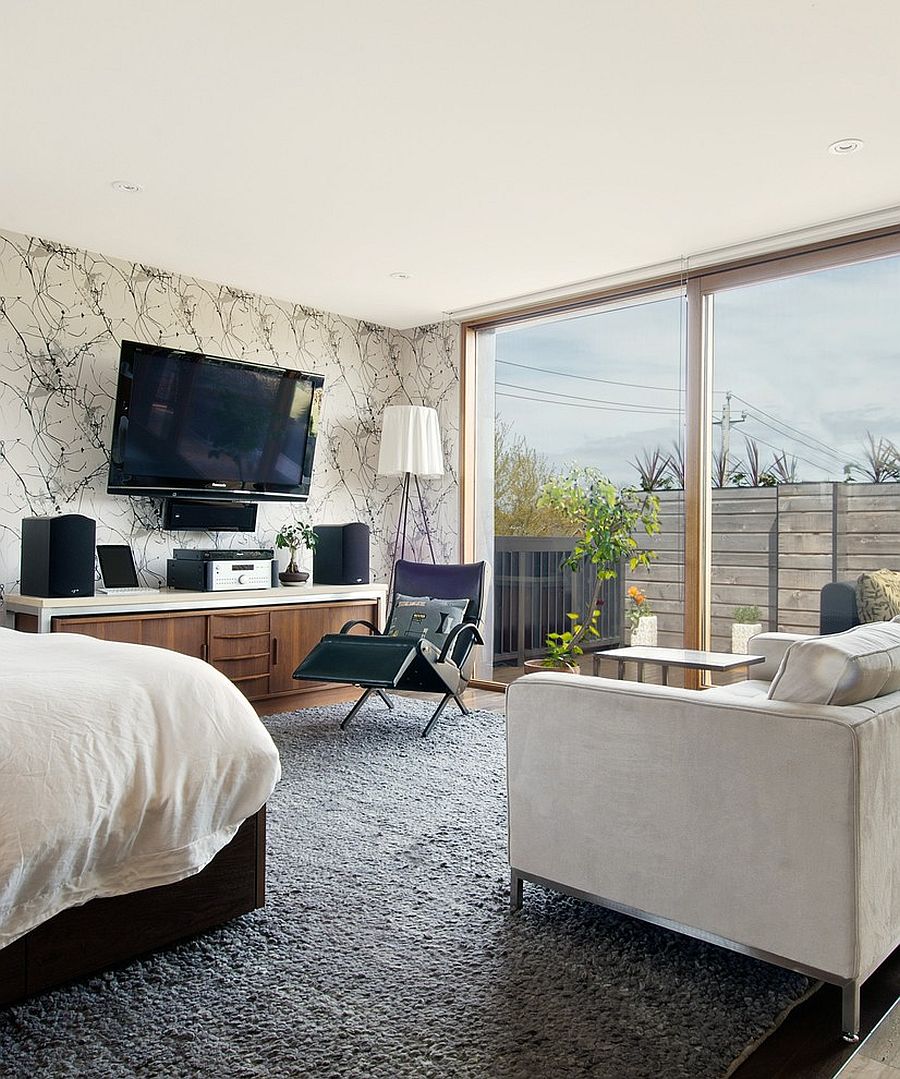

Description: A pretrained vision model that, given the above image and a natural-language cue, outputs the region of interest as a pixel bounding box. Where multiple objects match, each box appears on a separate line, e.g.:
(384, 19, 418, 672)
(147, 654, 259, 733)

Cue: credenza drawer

(208, 611, 270, 640)
(210, 631, 270, 661)
(212, 652, 270, 681)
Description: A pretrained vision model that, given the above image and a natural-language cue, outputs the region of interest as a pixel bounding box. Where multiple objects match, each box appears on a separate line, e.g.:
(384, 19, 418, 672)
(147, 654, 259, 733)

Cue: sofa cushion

(856, 569, 900, 623)
(768, 620, 900, 706)
(746, 632, 809, 682)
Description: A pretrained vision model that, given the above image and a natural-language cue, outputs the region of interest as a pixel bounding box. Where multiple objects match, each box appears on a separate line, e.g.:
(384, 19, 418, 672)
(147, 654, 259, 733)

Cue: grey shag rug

(0, 698, 812, 1078)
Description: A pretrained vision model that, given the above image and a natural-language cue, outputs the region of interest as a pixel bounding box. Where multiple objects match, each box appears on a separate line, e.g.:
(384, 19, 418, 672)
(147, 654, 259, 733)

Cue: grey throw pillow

(386, 594, 468, 648)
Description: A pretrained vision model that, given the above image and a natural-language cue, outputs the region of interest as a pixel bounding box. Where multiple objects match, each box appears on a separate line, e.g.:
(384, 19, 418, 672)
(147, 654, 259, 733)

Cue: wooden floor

(455, 686, 900, 1079)
(838, 1000, 900, 1078)
(731, 949, 900, 1078)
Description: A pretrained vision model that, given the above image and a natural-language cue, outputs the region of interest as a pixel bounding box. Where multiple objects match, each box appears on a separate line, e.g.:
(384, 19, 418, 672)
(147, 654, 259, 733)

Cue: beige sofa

(506, 629, 900, 1041)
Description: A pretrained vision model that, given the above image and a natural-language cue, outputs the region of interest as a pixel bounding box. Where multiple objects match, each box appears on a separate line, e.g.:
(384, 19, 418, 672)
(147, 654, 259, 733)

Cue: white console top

(6, 584, 388, 632)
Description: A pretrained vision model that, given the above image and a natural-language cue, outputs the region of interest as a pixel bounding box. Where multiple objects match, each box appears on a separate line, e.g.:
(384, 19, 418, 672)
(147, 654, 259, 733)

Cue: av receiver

(167, 557, 277, 592)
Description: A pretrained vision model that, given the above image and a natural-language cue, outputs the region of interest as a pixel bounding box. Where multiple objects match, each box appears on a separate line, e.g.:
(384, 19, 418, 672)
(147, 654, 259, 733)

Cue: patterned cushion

(856, 569, 900, 623)
(386, 594, 468, 648)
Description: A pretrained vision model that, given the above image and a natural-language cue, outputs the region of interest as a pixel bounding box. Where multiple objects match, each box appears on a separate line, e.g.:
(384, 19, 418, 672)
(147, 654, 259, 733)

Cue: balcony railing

(494, 536, 624, 666)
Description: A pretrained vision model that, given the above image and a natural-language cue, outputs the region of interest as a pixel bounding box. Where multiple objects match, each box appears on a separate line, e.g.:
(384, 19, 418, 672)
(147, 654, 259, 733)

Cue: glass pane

(474, 293, 686, 684)
(709, 254, 900, 669)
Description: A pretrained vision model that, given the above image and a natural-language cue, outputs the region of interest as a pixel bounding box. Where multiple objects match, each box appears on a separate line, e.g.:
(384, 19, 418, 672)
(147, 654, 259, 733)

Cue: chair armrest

(339, 619, 382, 636)
(438, 622, 484, 664)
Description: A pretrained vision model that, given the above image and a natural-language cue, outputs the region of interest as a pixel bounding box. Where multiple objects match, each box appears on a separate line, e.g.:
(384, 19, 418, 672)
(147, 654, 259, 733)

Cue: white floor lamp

(377, 404, 444, 590)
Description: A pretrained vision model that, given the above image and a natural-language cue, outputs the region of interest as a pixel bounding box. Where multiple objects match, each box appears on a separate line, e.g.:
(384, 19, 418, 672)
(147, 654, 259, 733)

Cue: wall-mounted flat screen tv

(108, 340, 324, 501)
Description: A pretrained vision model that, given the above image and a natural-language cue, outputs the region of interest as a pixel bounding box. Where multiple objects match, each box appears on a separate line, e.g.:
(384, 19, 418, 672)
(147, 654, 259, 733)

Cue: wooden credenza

(6, 585, 387, 713)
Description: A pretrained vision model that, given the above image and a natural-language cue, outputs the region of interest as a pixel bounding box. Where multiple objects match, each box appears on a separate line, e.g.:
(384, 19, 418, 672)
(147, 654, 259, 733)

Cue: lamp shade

(377, 405, 444, 477)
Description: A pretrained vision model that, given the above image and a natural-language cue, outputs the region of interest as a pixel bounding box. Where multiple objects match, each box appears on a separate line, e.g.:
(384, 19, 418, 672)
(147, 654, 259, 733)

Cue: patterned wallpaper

(0, 228, 459, 608)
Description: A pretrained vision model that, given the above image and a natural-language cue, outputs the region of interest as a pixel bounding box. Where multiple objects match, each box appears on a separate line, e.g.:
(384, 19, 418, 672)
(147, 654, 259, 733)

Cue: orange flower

(628, 586, 646, 605)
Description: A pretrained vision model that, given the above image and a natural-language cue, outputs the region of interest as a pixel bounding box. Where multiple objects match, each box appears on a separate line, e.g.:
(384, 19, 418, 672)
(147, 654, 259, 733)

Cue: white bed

(0, 627, 281, 950)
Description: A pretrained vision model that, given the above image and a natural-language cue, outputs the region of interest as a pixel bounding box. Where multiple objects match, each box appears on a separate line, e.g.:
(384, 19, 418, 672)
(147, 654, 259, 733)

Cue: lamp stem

(399, 472, 411, 560)
(413, 474, 437, 563)
(388, 472, 412, 596)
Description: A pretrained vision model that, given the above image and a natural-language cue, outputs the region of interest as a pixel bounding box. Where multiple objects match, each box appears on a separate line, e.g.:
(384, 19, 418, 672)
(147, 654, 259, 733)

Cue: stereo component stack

(166, 548, 278, 592)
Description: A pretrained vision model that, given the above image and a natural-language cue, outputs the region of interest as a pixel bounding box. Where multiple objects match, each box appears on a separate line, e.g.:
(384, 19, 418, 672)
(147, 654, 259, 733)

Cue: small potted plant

(627, 586, 657, 646)
(535, 467, 661, 671)
(732, 605, 762, 654)
(524, 609, 600, 675)
(275, 521, 317, 586)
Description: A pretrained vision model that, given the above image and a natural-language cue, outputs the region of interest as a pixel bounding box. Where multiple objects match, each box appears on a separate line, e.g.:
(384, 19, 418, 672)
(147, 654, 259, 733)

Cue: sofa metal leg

(841, 980, 861, 1043)
(510, 869, 524, 912)
(376, 689, 394, 710)
(454, 693, 470, 715)
(340, 688, 375, 730)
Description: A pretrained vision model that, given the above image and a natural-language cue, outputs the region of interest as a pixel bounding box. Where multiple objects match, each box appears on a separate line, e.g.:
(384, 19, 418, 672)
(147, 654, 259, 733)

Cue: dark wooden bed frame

(0, 806, 266, 1007)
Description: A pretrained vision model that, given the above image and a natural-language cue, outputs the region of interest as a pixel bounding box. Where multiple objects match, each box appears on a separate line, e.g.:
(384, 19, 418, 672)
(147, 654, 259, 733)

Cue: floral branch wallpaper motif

(0, 228, 459, 609)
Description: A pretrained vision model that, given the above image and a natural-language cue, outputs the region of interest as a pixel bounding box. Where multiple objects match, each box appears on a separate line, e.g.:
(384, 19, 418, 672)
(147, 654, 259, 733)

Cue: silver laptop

(96, 545, 158, 594)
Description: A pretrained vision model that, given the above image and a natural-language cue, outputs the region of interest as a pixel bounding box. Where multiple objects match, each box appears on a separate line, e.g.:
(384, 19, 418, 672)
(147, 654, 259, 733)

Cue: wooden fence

(493, 482, 900, 664)
(622, 482, 900, 651)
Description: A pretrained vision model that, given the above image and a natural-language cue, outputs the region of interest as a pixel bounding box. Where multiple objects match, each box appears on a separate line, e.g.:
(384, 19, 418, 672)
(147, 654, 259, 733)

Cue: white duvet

(0, 627, 281, 949)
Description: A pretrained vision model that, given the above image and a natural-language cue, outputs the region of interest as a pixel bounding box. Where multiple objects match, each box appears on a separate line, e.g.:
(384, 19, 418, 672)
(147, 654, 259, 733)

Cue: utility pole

(713, 391, 747, 457)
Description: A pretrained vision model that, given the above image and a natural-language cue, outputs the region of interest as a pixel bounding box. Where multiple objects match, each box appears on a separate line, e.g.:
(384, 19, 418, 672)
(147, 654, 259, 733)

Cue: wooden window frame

(460, 225, 900, 691)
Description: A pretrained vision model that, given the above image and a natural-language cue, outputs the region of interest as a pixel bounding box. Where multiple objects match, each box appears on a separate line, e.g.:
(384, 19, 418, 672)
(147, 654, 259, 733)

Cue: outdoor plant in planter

(523, 610, 600, 675)
(627, 586, 657, 646)
(275, 521, 318, 585)
(534, 467, 661, 670)
(732, 605, 762, 654)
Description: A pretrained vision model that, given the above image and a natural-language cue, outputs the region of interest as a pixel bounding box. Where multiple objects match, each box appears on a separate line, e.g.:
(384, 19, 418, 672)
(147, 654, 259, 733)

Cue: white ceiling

(3, 1, 899, 328)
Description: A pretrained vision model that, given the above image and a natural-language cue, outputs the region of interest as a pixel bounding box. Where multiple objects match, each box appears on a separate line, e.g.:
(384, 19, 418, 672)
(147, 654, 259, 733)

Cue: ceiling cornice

(448, 203, 900, 323)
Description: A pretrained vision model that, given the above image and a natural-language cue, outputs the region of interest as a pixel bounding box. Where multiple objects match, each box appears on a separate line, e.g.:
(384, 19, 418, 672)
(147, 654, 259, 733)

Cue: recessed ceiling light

(827, 138, 864, 156)
(110, 179, 143, 193)
(389, 271, 411, 280)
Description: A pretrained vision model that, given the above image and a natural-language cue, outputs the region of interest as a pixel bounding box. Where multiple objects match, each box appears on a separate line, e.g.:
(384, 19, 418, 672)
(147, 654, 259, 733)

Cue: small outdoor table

(593, 646, 765, 686)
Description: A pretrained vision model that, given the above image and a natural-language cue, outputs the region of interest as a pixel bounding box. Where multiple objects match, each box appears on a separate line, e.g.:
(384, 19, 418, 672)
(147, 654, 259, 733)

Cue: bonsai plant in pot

(275, 521, 317, 585)
(531, 467, 661, 672)
(627, 585, 657, 646)
(731, 605, 762, 654)
(522, 610, 600, 675)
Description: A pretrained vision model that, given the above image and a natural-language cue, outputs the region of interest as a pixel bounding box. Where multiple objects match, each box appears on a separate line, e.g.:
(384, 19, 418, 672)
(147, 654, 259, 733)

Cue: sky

(494, 254, 900, 486)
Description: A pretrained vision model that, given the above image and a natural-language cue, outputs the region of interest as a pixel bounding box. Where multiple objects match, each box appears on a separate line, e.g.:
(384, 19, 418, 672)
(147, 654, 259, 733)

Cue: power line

(496, 369, 858, 467)
(739, 408, 861, 468)
(496, 390, 684, 417)
(496, 358, 692, 394)
(738, 429, 838, 475)
(731, 394, 856, 463)
(496, 381, 683, 414)
(739, 409, 843, 458)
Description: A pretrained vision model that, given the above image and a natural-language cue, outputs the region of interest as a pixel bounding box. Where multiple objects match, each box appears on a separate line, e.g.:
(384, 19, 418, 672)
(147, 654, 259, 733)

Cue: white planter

(630, 614, 657, 647)
(731, 622, 763, 654)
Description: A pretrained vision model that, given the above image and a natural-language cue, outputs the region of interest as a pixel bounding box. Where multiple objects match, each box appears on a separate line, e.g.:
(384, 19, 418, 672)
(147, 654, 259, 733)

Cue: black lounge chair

(292, 559, 489, 737)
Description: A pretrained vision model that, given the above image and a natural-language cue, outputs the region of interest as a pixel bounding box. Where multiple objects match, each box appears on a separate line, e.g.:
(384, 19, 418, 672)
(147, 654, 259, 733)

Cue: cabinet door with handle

(268, 602, 379, 696)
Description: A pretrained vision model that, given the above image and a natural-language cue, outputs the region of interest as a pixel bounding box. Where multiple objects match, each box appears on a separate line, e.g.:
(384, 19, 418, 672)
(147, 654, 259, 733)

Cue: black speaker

(20, 514, 96, 598)
(313, 523, 370, 585)
(162, 498, 258, 532)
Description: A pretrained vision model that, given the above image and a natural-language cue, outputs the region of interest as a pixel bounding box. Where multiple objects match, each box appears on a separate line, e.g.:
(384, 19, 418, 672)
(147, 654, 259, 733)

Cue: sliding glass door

(705, 250, 900, 665)
(471, 292, 686, 684)
(464, 230, 900, 689)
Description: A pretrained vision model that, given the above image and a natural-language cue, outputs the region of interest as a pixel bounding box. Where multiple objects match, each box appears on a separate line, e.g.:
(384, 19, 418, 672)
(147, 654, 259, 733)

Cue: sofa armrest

(747, 631, 810, 681)
(506, 672, 885, 981)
